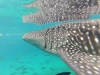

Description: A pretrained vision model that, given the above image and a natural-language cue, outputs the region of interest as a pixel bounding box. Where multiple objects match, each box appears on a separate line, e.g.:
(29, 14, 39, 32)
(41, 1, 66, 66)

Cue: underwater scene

(0, 0, 100, 75)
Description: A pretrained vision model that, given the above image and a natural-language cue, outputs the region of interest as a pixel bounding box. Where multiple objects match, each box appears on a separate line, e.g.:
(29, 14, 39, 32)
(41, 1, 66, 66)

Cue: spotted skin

(23, 19, 100, 75)
(23, 0, 100, 24)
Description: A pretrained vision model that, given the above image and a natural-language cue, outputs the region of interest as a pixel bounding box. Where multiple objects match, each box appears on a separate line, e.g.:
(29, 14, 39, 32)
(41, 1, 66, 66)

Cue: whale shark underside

(23, 19, 100, 75)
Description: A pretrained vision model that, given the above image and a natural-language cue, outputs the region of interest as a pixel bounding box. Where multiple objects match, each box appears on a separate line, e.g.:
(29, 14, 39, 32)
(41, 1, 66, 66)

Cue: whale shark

(23, 0, 100, 24)
(23, 19, 100, 75)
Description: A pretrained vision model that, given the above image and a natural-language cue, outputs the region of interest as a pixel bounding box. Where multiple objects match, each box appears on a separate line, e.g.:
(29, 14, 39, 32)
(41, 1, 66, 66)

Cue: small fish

(20, 71, 28, 74)
(23, 19, 100, 75)
(56, 72, 71, 75)
(16, 66, 25, 70)
(23, 0, 100, 24)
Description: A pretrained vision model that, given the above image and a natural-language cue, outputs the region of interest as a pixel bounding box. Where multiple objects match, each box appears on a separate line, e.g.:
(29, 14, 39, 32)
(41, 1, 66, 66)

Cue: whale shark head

(23, 28, 58, 54)
(23, 19, 100, 75)
(23, 30, 46, 50)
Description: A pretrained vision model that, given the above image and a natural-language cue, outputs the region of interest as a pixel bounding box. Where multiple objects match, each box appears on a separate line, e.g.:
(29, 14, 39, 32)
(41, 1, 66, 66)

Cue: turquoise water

(0, 0, 100, 75)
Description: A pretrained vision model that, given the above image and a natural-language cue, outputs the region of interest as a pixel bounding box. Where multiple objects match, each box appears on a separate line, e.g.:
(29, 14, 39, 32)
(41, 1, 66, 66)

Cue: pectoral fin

(57, 46, 100, 75)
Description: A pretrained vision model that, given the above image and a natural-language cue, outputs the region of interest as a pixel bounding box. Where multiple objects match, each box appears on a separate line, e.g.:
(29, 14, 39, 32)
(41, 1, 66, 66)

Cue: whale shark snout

(23, 32, 37, 41)
(23, 30, 46, 49)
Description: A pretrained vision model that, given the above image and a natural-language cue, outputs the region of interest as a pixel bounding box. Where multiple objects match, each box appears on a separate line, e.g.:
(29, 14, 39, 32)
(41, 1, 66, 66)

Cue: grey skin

(23, 19, 100, 75)
(23, 0, 100, 24)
